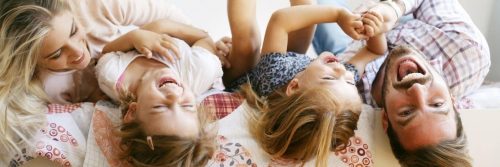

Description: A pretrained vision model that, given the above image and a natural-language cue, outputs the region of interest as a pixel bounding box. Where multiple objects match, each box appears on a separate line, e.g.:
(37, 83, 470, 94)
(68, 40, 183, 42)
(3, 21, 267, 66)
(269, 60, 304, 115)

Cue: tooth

(401, 73, 424, 82)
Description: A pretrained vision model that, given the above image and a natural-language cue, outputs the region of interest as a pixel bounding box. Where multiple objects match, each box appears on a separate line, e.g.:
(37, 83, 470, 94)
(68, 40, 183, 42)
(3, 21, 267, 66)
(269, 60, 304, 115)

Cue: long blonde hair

(0, 0, 69, 156)
(241, 83, 362, 167)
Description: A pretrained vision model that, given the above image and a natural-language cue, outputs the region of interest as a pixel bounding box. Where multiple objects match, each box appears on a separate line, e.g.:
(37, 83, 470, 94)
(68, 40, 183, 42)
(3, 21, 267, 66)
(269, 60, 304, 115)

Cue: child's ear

(285, 78, 300, 96)
(381, 109, 388, 133)
(123, 102, 138, 123)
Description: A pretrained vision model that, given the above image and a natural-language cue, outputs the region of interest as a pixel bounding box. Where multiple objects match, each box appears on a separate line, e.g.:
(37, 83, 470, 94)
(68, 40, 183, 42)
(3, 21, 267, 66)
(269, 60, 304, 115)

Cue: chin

(74, 55, 92, 70)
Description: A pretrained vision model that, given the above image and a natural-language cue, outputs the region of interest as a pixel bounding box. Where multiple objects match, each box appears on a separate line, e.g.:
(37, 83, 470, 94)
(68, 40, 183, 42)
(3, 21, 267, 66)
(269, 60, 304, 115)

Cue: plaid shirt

(339, 0, 490, 109)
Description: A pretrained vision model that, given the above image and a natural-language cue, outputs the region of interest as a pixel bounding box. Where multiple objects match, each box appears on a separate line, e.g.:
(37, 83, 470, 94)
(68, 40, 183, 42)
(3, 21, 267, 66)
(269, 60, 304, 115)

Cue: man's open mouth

(397, 58, 426, 82)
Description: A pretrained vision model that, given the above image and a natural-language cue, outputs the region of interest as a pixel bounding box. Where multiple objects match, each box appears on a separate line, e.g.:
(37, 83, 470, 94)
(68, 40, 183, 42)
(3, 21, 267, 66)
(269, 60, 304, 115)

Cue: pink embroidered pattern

(93, 109, 132, 167)
(40, 122, 79, 147)
(34, 122, 80, 167)
(335, 136, 373, 167)
(34, 141, 72, 167)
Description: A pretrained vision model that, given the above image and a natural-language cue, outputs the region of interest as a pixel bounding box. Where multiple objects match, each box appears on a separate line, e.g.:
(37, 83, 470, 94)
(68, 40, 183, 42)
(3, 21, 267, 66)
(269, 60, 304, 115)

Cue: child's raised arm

(102, 19, 214, 61)
(346, 11, 388, 76)
(222, 0, 261, 84)
(261, 5, 365, 55)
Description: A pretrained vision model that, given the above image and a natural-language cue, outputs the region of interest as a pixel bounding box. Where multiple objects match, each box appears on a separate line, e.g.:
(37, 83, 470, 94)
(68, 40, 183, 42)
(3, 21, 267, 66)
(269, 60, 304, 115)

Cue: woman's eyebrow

(44, 19, 75, 59)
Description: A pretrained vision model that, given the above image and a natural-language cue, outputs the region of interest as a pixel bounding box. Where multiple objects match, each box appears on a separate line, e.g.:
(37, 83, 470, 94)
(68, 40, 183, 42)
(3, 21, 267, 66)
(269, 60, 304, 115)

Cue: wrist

(125, 29, 143, 47)
(336, 7, 349, 22)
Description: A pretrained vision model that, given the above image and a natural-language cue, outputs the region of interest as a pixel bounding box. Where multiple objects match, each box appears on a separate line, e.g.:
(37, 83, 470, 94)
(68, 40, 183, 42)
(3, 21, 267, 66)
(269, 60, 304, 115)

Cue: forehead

(395, 111, 457, 150)
(39, 12, 73, 57)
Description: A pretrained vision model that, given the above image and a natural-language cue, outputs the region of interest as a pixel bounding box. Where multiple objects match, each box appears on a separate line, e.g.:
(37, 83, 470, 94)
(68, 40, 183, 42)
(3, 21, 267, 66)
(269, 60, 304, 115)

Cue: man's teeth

(401, 73, 424, 82)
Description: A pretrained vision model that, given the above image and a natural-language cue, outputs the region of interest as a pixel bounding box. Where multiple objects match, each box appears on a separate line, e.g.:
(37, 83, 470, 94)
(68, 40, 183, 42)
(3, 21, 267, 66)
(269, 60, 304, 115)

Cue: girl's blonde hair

(0, 0, 69, 156)
(117, 90, 217, 167)
(241, 83, 361, 167)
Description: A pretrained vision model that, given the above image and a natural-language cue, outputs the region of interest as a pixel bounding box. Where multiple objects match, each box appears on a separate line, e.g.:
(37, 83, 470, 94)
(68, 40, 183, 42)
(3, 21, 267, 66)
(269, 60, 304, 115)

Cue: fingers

(215, 37, 233, 68)
(362, 18, 376, 37)
(363, 12, 382, 27)
(160, 40, 180, 59)
(350, 20, 368, 40)
(364, 25, 375, 37)
(220, 36, 232, 44)
(347, 29, 367, 40)
(154, 44, 174, 62)
(160, 34, 180, 59)
(369, 11, 384, 22)
(218, 55, 231, 69)
(362, 11, 383, 37)
(215, 40, 231, 56)
(138, 46, 152, 58)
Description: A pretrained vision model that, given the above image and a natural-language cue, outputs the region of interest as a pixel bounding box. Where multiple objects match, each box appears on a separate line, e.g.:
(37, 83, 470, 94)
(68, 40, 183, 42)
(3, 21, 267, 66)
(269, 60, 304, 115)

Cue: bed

(22, 0, 500, 166)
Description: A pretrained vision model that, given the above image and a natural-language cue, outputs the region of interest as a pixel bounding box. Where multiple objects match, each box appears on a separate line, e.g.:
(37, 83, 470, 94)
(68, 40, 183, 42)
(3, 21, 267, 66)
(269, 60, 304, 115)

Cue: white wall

(486, 1, 500, 81)
(457, 0, 494, 35)
(457, 0, 498, 81)
(171, 0, 289, 40)
(172, 0, 499, 81)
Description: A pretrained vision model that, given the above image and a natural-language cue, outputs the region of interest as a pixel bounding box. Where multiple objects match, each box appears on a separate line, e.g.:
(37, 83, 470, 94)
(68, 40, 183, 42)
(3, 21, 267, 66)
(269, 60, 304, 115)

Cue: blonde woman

(0, 0, 192, 160)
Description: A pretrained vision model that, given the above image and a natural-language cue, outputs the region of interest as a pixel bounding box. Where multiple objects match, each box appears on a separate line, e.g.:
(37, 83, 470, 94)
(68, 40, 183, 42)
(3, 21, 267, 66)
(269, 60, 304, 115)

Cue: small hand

(362, 11, 384, 37)
(215, 36, 232, 68)
(130, 29, 180, 62)
(356, 1, 399, 34)
(338, 9, 368, 40)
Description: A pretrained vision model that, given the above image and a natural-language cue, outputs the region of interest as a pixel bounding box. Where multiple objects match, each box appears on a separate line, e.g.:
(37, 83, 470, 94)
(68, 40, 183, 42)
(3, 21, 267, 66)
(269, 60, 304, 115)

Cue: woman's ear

(285, 78, 300, 96)
(123, 102, 138, 123)
(382, 109, 388, 133)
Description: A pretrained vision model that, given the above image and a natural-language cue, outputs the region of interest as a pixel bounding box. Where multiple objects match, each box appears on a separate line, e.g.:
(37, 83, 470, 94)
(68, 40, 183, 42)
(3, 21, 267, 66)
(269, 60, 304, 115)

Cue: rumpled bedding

(83, 92, 377, 167)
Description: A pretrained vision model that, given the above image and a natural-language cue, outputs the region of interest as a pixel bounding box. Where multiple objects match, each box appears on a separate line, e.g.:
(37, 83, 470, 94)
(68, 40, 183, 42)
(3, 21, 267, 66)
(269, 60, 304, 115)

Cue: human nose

(164, 90, 180, 105)
(66, 39, 84, 59)
(334, 64, 347, 76)
(407, 83, 427, 109)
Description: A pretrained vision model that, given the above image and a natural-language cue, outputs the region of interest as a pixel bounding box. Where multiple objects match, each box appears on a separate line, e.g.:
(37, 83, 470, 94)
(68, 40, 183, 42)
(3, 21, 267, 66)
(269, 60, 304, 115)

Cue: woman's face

(38, 11, 91, 72)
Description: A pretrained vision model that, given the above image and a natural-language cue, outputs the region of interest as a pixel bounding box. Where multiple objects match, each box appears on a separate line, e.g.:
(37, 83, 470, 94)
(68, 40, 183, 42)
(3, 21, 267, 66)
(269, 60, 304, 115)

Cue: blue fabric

(227, 52, 312, 97)
(313, 0, 352, 55)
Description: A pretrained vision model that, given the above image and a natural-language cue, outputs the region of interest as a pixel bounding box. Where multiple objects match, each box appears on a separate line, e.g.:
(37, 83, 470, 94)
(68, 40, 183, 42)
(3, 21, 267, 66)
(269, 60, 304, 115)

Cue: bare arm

(347, 11, 387, 76)
(261, 5, 364, 55)
(286, 0, 315, 54)
(140, 19, 212, 47)
(102, 19, 215, 60)
(363, 11, 387, 55)
(222, 0, 261, 84)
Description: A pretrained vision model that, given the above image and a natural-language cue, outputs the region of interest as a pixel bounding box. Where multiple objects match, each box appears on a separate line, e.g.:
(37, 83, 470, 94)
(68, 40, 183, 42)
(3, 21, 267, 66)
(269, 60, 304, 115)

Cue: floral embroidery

(207, 136, 256, 167)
